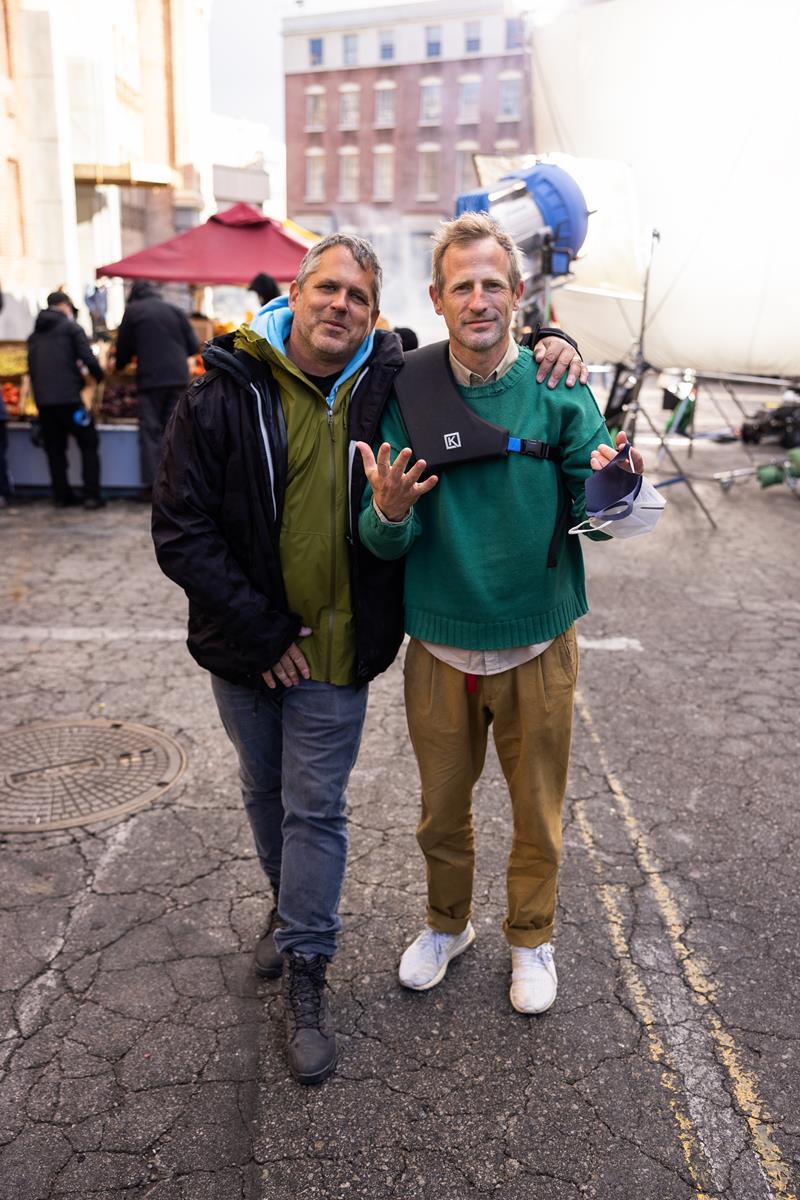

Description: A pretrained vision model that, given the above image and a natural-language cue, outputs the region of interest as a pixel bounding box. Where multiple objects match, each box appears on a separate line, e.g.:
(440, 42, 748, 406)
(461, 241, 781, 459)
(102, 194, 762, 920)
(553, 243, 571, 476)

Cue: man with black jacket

(114, 281, 199, 492)
(151, 233, 583, 1085)
(27, 291, 105, 508)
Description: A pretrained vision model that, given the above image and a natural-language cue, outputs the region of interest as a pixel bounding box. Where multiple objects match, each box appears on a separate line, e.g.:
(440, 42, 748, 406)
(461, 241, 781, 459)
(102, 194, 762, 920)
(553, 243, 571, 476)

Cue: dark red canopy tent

(96, 203, 311, 285)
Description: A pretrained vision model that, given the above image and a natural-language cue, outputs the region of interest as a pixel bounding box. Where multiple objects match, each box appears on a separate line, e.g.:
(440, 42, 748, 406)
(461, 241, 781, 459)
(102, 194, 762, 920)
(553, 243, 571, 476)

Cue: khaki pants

(403, 631, 579, 949)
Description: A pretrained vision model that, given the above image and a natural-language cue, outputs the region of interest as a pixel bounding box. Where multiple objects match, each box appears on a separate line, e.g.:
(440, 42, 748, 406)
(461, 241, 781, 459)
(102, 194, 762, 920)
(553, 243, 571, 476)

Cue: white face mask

(569, 442, 666, 540)
(569, 477, 667, 539)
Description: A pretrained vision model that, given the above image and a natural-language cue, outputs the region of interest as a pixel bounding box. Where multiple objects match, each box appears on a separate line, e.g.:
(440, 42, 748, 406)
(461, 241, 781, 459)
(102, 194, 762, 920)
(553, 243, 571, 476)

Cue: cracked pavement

(1, 409, 798, 1199)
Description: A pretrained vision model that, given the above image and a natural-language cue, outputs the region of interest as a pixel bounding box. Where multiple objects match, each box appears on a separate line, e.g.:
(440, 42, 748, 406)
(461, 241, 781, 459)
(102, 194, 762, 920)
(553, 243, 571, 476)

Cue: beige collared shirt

(448, 337, 519, 387)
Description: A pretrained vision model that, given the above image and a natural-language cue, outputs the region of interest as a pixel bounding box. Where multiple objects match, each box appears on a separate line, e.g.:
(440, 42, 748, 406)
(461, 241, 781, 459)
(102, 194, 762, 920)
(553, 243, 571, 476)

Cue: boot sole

(290, 1050, 338, 1086)
(399, 925, 476, 991)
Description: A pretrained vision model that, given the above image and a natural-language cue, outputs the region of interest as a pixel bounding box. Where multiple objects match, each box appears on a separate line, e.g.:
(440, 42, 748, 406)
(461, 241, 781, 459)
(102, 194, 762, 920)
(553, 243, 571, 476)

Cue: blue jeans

(210, 674, 368, 959)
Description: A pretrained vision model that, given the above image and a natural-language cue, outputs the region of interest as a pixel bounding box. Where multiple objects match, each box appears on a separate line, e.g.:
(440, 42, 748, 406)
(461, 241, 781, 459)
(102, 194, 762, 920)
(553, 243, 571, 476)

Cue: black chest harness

(393, 340, 570, 567)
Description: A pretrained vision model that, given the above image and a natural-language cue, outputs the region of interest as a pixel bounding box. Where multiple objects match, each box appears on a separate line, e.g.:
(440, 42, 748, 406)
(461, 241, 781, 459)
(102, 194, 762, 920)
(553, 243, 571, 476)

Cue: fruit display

(98, 378, 139, 421)
(0, 345, 28, 378)
(1, 381, 22, 415)
(0, 343, 29, 416)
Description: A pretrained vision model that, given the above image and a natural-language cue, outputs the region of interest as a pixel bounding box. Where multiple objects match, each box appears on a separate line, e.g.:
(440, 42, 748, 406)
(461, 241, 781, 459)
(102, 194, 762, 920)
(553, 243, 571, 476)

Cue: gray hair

(295, 233, 383, 310)
(431, 212, 524, 296)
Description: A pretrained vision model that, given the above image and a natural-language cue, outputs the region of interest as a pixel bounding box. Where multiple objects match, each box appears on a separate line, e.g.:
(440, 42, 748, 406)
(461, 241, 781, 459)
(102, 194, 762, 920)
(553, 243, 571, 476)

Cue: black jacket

(27, 309, 104, 408)
(151, 330, 407, 690)
(115, 283, 199, 390)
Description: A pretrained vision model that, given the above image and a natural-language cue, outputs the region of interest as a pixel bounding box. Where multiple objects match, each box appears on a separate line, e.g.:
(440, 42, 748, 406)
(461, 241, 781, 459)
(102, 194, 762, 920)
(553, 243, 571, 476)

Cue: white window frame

(498, 72, 523, 122)
(342, 33, 358, 66)
(304, 148, 325, 203)
(457, 75, 481, 124)
(464, 20, 481, 54)
(338, 83, 361, 130)
(418, 78, 442, 126)
(372, 145, 395, 202)
(505, 18, 524, 51)
(417, 142, 440, 201)
(338, 146, 360, 202)
(425, 24, 442, 58)
(373, 81, 396, 129)
(455, 140, 479, 194)
(304, 86, 325, 132)
(379, 28, 395, 61)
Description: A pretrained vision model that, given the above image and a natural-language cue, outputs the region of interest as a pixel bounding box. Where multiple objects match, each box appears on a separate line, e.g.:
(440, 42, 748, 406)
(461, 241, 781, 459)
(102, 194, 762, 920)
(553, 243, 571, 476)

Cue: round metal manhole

(0, 720, 187, 833)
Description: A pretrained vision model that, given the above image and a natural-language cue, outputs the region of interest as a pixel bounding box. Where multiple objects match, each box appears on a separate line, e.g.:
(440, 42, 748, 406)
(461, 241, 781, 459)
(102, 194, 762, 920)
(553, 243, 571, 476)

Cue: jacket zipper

(326, 404, 336, 681)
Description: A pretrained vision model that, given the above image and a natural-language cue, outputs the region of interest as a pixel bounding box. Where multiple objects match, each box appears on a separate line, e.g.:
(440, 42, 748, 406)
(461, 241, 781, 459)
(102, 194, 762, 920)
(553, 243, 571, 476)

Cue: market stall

(6, 205, 312, 495)
(95, 203, 311, 285)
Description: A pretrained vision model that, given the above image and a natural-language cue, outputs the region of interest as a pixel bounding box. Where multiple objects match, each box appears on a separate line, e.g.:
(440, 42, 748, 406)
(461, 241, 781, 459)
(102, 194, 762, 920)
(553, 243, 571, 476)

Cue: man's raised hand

(356, 441, 438, 523)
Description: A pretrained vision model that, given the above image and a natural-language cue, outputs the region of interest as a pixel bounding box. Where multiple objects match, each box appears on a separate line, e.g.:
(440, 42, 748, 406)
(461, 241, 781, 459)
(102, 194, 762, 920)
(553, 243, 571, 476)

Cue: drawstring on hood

(248, 294, 375, 408)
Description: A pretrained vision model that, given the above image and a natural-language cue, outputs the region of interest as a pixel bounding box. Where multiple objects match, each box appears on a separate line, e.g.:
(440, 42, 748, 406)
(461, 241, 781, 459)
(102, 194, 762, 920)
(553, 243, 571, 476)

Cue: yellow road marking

(576, 691, 797, 1200)
(574, 801, 718, 1198)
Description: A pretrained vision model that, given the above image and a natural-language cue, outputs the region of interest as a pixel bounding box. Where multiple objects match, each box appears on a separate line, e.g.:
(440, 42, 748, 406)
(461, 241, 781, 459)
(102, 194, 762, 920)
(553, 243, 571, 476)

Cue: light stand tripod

(603, 229, 718, 530)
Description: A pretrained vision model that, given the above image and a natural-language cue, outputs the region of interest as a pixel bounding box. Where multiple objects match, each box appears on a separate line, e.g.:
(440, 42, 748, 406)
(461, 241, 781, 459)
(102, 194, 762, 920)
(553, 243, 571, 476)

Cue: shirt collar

(449, 337, 519, 387)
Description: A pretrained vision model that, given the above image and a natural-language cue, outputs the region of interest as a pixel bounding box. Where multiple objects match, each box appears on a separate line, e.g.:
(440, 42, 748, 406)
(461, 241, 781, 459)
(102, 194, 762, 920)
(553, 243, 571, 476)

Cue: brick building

(282, 0, 533, 334)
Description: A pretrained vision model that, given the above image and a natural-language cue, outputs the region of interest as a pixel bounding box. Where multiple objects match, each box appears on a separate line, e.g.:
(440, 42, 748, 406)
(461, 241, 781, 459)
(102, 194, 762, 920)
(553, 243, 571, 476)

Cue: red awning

(96, 203, 310, 285)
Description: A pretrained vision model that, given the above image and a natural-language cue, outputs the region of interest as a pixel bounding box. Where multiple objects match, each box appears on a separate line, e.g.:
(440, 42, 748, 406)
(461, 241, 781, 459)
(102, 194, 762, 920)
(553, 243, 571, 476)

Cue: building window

(309, 37, 324, 66)
(455, 144, 479, 194)
(304, 88, 325, 131)
(417, 144, 440, 200)
(339, 86, 360, 129)
(305, 150, 325, 202)
(373, 146, 394, 202)
(374, 83, 396, 128)
(464, 21, 481, 53)
(425, 25, 442, 58)
(338, 148, 359, 202)
(457, 78, 480, 124)
(379, 29, 395, 61)
(506, 18, 524, 50)
(418, 80, 442, 125)
(498, 75, 522, 120)
(342, 33, 358, 66)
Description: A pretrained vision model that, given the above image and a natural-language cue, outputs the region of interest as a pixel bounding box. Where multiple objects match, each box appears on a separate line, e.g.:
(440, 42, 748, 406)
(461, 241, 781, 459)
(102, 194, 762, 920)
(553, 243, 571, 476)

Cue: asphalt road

(1, 418, 798, 1200)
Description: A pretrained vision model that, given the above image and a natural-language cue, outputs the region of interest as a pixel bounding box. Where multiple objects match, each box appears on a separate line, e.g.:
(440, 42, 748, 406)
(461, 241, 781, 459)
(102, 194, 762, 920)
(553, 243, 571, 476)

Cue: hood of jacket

(128, 280, 160, 303)
(34, 308, 72, 334)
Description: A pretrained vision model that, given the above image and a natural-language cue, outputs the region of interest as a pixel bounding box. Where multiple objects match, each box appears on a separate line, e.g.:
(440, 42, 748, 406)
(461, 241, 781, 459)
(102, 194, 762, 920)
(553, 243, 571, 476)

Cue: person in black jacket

(114, 281, 199, 492)
(151, 233, 583, 1086)
(27, 291, 105, 508)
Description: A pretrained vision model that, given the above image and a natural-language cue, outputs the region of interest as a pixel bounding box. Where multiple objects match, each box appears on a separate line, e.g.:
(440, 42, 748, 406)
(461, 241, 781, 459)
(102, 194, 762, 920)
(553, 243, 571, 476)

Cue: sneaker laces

(415, 927, 458, 969)
(513, 943, 554, 976)
(286, 955, 327, 1030)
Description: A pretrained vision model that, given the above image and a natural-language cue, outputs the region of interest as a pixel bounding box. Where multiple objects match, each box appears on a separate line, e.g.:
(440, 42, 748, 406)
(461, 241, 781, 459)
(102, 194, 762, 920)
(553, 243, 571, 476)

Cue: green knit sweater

(358, 346, 612, 650)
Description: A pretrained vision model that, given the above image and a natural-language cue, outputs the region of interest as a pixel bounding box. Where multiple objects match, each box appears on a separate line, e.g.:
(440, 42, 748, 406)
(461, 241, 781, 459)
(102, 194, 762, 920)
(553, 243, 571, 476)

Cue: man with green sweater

(357, 212, 644, 1015)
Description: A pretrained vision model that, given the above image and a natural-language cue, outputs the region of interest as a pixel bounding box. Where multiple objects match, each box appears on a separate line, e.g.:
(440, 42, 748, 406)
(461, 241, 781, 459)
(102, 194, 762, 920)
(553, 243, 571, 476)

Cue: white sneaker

(509, 943, 558, 1014)
(398, 923, 476, 990)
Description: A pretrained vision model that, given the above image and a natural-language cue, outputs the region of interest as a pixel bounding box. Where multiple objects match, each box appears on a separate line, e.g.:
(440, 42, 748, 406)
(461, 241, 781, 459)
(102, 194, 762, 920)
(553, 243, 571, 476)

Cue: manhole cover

(0, 720, 187, 833)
